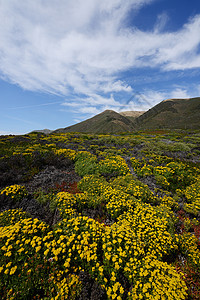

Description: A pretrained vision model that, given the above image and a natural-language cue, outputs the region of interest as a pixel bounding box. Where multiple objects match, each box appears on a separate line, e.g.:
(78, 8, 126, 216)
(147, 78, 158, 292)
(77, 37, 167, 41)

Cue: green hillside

(54, 109, 135, 134)
(135, 97, 200, 129)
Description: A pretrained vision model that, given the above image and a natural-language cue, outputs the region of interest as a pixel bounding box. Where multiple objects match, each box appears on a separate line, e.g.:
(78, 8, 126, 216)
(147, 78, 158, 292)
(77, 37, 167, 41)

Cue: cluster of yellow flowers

(159, 195, 179, 209)
(78, 174, 108, 195)
(54, 148, 76, 161)
(12, 143, 57, 156)
(131, 155, 199, 191)
(183, 177, 200, 215)
(177, 233, 200, 270)
(76, 150, 97, 161)
(98, 155, 130, 176)
(0, 208, 27, 226)
(54, 273, 82, 300)
(105, 188, 136, 219)
(117, 204, 176, 259)
(54, 191, 78, 218)
(50, 173, 192, 299)
(0, 184, 27, 202)
(127, 256, 188, 300)
(0, 213, 51, 298)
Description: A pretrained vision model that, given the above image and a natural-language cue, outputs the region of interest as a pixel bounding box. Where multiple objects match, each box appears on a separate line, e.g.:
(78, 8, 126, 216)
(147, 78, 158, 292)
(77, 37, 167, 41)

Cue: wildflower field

(0, 130, 199, 299)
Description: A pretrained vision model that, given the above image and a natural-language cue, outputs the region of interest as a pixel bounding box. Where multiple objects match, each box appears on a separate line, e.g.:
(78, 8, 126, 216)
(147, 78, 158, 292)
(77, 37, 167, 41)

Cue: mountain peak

(54, 109, 135, 134)
(103, 109, 115, 113)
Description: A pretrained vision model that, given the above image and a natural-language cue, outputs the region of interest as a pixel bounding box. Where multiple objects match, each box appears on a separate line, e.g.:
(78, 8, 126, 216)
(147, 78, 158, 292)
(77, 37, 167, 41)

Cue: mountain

(54, 110, 135, 134)
(134, 97, 200, 129)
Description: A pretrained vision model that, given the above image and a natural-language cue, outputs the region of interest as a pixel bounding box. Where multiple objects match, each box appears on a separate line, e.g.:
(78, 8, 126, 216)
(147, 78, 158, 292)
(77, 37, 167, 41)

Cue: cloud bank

(0, 0, 200, 113)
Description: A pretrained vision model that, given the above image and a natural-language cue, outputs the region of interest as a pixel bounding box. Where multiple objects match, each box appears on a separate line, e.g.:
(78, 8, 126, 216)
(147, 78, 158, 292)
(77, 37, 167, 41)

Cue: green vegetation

(0, 129, 200, 299)
(135, 97, 200, 130)
(55, 110, 135, 134)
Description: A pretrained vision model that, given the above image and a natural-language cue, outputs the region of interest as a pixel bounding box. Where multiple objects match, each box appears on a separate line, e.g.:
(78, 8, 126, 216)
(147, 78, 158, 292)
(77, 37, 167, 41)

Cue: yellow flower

(4, 269, 9, 275)
(5, 251, 12, 257)
(36, 246, 41, 252)
(10, 266, 17, 275)
(6, 262, 12, 268)
(44, 249, 49, 256)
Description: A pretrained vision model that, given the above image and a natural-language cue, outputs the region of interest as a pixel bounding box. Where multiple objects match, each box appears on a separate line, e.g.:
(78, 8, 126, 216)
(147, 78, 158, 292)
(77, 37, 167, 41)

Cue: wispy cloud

(154, 12, 169, 32)
(6, 101, 63, 110)
(3, 114, 43, 127)
(62, 85, 200, 118)
(0, 0, 200, 112)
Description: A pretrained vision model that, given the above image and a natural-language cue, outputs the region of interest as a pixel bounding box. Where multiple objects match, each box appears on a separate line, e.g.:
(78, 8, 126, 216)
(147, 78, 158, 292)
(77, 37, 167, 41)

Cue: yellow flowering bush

(53, 191, 78, 218)
(183, 178, 200, 215)
(0, 184, 27, 202)
(105, 188, 136, 219)
(0, 209, 28, 226)
(50, 216, 105, 275)
(0, 213, 51, 298)
(54, 273, 82, 300)
(54, 148, 76, 161)
(159, 195, 179, 209)
(177, 233, 200, 271)
(117, 204, 177, 259)
(125, 180, 158, 204)
(137, 163, 154, 177)
(109, 175, 158, 205)
(183, 200, 200, 216)
(130, 156, 199, 191)
(127, 256, 188, 300)
(78, 174, 108, 195)
(75, 150, 97, 161)
(98, 155, 130, 176)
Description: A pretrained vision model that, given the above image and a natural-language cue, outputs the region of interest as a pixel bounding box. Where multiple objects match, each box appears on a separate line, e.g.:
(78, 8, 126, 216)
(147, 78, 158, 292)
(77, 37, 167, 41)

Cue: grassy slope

(135, 97, 200, 129)
(54, 110, 136, 134)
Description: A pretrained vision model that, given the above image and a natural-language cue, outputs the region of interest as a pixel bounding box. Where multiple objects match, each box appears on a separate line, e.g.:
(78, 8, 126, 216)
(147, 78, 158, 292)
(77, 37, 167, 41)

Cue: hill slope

(119, 111, 145, 122)
(135, 97, 200, 129)
(54, 110, 135, 134)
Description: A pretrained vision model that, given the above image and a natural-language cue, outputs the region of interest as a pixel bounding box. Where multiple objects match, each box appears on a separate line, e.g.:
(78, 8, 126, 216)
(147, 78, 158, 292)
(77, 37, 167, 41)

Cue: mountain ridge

(135, 97, 200, 130)
(35, 97, 200, 134)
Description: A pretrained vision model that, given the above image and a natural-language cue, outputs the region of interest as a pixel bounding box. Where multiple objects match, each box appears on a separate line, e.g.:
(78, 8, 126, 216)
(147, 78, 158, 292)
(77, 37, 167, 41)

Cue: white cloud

(0, 0, 200, 109)
(119, 86, 200, 111)
(78, 106, 101, 115)
(154, 12, 169, 32)
(153, 15, 200, 70)
(169, 88, 190, 99)
(0, 0, 152, 96)
(62, 93, 124, 115)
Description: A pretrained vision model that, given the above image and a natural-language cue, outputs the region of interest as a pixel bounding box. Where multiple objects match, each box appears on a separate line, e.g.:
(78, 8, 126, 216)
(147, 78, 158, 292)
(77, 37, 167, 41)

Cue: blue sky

(0, 0, 200, 134)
